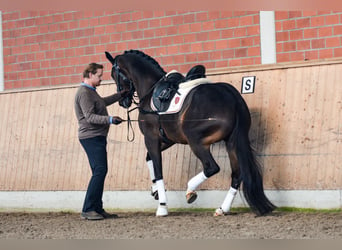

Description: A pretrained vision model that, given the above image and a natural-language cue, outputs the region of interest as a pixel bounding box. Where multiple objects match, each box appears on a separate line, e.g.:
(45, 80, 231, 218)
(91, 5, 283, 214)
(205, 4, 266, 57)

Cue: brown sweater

(74, 83, 122, 139)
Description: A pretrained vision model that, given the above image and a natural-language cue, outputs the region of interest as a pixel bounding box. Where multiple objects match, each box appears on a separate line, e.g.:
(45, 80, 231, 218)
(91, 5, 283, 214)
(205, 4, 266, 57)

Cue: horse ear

(105, 51, 115, 64)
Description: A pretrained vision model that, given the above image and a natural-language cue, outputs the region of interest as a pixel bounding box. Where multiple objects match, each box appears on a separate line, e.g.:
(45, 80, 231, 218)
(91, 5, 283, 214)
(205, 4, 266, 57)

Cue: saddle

(152, 65, 206, 112)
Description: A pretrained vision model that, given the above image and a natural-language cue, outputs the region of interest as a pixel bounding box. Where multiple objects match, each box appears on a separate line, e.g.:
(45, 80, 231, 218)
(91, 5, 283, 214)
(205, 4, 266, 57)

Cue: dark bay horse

(105, 50, 276, 217)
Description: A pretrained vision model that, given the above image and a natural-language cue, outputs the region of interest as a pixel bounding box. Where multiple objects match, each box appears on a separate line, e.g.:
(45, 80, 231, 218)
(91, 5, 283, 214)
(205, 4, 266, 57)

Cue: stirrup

(186, 190, 197, 204)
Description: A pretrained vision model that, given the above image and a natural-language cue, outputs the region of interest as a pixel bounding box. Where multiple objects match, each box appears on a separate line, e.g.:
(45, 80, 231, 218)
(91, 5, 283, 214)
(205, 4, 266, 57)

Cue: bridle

(112, 59, 163, 141)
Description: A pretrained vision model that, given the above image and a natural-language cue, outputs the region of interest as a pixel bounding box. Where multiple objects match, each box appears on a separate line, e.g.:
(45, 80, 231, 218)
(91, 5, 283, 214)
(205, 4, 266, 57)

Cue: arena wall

(0, 59, 341, 210)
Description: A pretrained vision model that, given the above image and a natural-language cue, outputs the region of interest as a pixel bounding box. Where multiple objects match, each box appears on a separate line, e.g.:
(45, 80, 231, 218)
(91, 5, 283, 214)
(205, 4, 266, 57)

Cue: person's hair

(83, 63, 103, 78)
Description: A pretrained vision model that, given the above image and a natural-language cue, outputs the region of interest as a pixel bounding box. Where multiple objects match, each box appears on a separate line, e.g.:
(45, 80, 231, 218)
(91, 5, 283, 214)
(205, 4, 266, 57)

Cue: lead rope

(125, 107, 139, 142)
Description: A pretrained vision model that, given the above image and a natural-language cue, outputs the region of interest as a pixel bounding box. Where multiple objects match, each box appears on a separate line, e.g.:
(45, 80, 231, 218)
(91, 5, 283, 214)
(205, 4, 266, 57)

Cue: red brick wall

(2, 10, 342, 90)
(275, 11, 342, 62)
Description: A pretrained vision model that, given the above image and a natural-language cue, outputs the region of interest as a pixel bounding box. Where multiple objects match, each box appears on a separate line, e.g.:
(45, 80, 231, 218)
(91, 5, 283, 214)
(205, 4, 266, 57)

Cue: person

(74, 63, 127, 220)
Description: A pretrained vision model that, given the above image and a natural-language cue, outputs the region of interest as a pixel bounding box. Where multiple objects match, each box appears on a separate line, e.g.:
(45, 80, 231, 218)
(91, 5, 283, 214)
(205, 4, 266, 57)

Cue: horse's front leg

(146, 142, 174, 201)
(144, 137, 168, 217)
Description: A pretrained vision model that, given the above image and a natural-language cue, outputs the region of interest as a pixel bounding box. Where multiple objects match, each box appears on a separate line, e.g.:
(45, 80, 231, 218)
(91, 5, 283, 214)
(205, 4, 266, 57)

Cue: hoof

(186, 190, 197, 204)
(156, 204, 168, 217)
(213, 207, 229, 217)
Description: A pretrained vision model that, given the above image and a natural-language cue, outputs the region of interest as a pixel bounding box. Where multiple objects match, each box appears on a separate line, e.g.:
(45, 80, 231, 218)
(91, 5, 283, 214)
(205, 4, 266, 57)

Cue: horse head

(105, 51, 135, 108)
(105, 50, 166, 109)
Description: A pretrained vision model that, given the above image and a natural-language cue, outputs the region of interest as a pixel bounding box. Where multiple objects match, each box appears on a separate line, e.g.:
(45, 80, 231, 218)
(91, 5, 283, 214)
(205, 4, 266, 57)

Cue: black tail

(232, 92, 276, 215)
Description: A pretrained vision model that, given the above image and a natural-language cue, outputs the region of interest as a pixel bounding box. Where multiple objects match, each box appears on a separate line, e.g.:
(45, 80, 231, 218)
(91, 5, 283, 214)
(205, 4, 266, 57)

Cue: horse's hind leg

(214, 140, 240, 216)
(186, 143, 220, 203)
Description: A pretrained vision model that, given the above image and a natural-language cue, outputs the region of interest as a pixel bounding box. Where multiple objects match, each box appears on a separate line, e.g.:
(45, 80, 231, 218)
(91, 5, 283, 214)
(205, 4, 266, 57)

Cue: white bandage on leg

(187, 171, 208, 192)
(147, 160, 155, 181)
(221, 187, 238, 213)
(156, 179, 167, 204)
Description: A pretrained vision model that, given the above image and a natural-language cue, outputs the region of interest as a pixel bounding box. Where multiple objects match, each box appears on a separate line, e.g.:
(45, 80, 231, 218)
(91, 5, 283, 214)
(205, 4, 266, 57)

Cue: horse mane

(124, 49, 166, 75)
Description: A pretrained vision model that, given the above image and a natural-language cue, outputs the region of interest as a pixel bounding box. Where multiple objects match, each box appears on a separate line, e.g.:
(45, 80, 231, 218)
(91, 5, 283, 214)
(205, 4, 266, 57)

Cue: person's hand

(112, 116, 123, 125)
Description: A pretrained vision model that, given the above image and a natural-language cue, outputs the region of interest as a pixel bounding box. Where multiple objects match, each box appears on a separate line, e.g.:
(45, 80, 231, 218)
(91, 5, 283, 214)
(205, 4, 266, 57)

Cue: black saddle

(152, 65, 206, 112)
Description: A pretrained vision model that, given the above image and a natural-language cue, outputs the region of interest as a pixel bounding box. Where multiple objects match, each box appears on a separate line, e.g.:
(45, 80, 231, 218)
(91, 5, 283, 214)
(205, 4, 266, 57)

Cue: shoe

(100, 210, 119, 219)
(81, 211, 104, 220)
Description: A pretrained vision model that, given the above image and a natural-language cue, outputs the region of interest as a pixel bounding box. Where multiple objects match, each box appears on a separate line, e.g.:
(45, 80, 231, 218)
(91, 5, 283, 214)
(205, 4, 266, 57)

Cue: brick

(304, 28, 318, 39)
(302, 11, 317, 17)
(253, 14, 260, 25)
(282, 20, 296, 30)
(208, 30, 220, 40)
(184, 13, 195, 23)
(215, 40, 228, 50)
(296, 18, 311, 29)
(325, 14, 339, 25)
(229, 58, 241, 67)
(311, 39, 325, 49)
(297, 40, 311, 50)
(196, 32, 209, 41)
(149, 19, 160, 28)
(185, 54, 197, 63)
(276, 31, 289, 41)
(333, 25, 342, 35)
(235, 48, 247, 57)
(227, 18, 239, 28)
(290, 30, 303, 40)
(215, 19, 228, 29)
(277, 53, 290, 62)
(326, 37, 340, 47)
(173, 55, 185, 64)
(234, 27, 246, 37)
(228, 38, 240, 48)
(311, 16, 325, 27)
(189, 23, 202, 32)
(197, 52, 210, 61)
(221, 29, 234, 39)
(179, 44, 191, 53)
(334, 47, 342, 57)
(239, 15, 253, 26)
(172, 16, 184, 25)
(216, 60, 228, 68)
(210, 51, 221, 60)
(161, 17, 172, 26)
(166, 26, 178, 35)
(241, 37, 253, 47)
(318, 27, 332, 37)
(289, 11, 302, 18)
(223, 49, 234, 58)
(319, 49, 333, 58)
(196, 12, 208, 21)
(241, 57, 255, 66)
(248, 47, 260, 57)
(173, 35, 184, 44)
(276, 11, 289, 21)
(290, 52, 304, 61)
(203, 41, 215, 51)
(305, 50, 319, 60)
(247, 26, 259, 36)
(208, 11, 220, 20)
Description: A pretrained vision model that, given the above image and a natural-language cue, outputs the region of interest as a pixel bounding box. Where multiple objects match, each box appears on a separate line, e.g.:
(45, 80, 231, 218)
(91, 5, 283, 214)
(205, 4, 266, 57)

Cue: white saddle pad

(151, 77, 210, 115)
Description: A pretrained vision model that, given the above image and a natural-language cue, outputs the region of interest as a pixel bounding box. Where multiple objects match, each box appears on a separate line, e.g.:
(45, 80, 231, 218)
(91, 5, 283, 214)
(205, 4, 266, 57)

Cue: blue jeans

(79, 136, 108, 213)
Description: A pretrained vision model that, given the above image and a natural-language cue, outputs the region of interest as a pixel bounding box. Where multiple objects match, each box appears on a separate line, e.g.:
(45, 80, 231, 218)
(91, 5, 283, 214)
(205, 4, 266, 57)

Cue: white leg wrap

(146, 160, 155, 181)
(156, 179, 168, 216)
(156, 179, 167, 204)
(221, 187, 238, 213)
(187, 171, 208, 192)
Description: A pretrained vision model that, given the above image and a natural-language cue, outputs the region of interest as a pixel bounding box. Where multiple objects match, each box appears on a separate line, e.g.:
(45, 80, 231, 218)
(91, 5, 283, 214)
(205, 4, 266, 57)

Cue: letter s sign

(241, 76, 256, 94)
